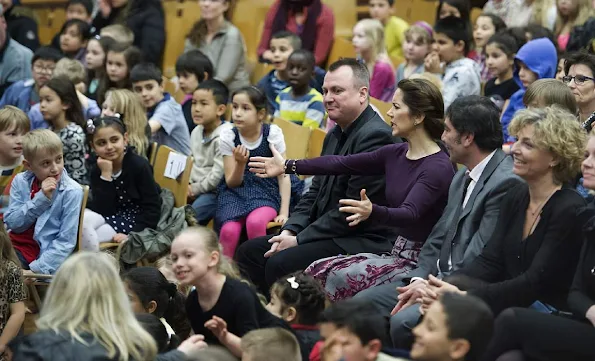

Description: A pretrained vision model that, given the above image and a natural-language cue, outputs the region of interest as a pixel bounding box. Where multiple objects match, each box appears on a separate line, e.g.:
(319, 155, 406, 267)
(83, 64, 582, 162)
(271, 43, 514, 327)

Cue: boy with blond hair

(100, 24, 135, 46)
(5, 129, 83, 275)
(241, 328, 301, 361)
(0, 106, 30, 217)
(29, 58, 101, 130)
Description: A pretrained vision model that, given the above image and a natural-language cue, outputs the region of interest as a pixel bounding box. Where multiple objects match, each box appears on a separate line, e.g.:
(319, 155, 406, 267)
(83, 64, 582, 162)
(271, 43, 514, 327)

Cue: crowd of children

(0, 0, 594, 360)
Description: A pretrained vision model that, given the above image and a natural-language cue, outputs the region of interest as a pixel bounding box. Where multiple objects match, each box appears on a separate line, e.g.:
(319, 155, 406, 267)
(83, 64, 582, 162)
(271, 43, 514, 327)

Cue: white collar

(468, 150, 497, 183)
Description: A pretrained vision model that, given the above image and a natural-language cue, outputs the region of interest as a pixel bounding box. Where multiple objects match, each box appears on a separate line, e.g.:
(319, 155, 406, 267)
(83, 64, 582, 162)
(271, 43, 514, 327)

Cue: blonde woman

(555, 0, 593, 50)
(102, 89, 150, 157)
(8, 252, 207, 361)
(352, 18, 396, 101)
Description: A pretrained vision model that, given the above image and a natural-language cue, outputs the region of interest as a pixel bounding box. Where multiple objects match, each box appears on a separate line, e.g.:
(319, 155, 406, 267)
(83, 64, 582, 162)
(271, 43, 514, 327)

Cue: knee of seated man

(390, 304, 421, 348)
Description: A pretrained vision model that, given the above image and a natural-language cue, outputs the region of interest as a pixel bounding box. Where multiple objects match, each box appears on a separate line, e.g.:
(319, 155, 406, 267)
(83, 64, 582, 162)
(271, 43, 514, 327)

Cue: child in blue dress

(81, 115, 162, 251)
(217, 86, 300, 258)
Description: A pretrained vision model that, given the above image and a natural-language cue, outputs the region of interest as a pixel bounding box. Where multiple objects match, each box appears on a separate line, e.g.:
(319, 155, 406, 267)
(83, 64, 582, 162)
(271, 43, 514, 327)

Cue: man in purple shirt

(236, 58, 396, 294)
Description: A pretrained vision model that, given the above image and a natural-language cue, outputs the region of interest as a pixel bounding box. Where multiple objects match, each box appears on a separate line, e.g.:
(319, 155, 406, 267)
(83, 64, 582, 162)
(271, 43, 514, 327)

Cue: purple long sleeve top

(293, 143, 455, 242)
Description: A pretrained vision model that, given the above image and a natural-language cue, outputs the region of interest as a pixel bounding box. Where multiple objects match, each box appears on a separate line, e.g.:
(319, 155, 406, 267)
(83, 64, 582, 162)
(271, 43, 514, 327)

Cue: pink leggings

(219, 206, 277, 258)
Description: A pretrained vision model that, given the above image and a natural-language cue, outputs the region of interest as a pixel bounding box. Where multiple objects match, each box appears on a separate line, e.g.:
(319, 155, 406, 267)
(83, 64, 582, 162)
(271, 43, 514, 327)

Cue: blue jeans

(191, 192, 217, 225)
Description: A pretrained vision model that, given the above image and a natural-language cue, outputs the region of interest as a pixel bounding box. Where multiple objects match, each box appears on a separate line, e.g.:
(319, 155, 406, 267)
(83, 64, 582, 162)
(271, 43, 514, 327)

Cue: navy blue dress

(216, 124, 282, 225)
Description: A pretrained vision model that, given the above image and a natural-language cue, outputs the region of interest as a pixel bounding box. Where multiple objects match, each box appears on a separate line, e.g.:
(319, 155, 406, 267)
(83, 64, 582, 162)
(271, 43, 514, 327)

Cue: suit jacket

(406, 149, 522, 281)
(282, 105, 397, 254)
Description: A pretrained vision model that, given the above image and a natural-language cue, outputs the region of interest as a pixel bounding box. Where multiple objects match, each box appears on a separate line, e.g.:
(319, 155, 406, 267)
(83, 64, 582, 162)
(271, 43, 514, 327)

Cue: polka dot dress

(104, 177, 141, 234)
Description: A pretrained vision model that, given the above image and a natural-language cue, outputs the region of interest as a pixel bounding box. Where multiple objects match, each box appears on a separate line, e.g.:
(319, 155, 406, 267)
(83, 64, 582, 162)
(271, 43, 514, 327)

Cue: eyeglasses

(33, 65, 55, 74)
(562, 75, 595, 85)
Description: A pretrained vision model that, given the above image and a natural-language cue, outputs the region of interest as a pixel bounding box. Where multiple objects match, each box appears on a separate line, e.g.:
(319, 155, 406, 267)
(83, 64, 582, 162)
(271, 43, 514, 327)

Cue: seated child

(267, 272, 326, 361)
(395, 22, 433, 83)
(353, 19, 396, 101)
(0, 223, 26, 358)
(96, 43, 142, 106)
(175, 49, 215, 133)
(483, 32, 520, 110)
(218, 86, 294, 258)
(50, 0, 95, 50)
(57, 19, 91, 65)
(130, 63, 192, 155)
(555, 52, 567, 81)
(410, 293, 494, 361)
(316, 299, 409, 361)
(29, 58, 101, 130)
(136, 313, 181, 354)
(0, 46, 63, 113)
(426, 16, 481, 110)
(170, 227, 291, 357)
(123, 267, 191, 340)
(471, 13, 506, 82)
(257, 31, 326, 113)
(38, 76, 89, 185)
(500, 37, 557, 142)
(241, 328, 301, 361)
(81, 116, 162, 250)
(368, 0, 410, 59)
(188, 80, 233, 225)
(86, 35, 117, 101)
(274, 50, 325, 130)
(5, 129, 83, 275)
(99, 24, 135, 46)
(0, 106, 30, 218)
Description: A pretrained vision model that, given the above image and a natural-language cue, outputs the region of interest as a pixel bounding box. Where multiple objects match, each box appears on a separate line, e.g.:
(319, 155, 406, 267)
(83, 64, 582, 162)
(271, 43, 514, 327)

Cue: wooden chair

(308, 128, 327, 159)
(153, 145, 193, 208)
(409, 0, 439, 25)
(24, 0, 67, 45)
(369, 97, 393, 124)
(250, 62, 274, 85)
(148, 142, 159, 166)
(161, 0, 201, 75)
(272, 118, 311, 160)
(323, 0, 357, 39)
(327, 37, 356, 69)
(76, 185, 90, 251)
(471, 7, 483, 26)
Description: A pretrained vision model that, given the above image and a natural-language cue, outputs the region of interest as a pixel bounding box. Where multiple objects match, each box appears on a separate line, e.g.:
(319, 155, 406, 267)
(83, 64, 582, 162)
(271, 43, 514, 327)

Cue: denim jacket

(5, 169, 83, 274)
(0, 78, 35, 112)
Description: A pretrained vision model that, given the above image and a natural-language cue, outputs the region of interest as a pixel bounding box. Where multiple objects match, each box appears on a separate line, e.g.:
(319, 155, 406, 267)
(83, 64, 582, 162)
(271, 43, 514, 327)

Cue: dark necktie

(439, 173, 473, 272)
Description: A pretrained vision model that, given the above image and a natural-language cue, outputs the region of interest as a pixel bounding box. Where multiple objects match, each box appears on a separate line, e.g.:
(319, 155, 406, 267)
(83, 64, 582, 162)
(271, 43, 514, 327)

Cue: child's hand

(262, 50, 274, 62)
(97, 157, 113, 178)
(204, 315, 228, 341)
(233, 145, 250, 164)
(112, 233, 128, 243)
(187, 185, 194, 198)
(424, 52, 442, 74)
(274, 214, 288, 225)
(41, 177, 58, 200)
(177, 335, 208, 358)
(98, 0, 112, 18)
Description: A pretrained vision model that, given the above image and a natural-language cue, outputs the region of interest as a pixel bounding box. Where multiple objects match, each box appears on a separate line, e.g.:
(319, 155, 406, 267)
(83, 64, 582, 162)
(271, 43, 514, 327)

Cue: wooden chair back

(148, 142, 159, 166)
(369, 97, 393, 124)
(326, 37, 356, 69)
(273, 118, 311, 159)
(308, 128, 327, 159)
(153, 145, 193, 207)
(161, 0, 201, 75)
(76, 185, 90, 252)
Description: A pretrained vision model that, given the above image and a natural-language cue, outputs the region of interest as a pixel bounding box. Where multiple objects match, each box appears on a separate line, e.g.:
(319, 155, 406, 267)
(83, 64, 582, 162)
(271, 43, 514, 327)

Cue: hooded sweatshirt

(501, 38, 557, 142)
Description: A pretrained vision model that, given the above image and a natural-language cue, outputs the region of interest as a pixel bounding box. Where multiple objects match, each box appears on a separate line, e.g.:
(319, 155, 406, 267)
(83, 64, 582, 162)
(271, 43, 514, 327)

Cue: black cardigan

(569, 202, 595, 319)
(88, 150, 161, 232)
(446, 183, 586, 314)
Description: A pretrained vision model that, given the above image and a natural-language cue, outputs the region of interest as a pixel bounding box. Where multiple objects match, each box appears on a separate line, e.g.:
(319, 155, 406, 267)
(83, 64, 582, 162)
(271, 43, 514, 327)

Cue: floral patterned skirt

(305, 236, 422, 302)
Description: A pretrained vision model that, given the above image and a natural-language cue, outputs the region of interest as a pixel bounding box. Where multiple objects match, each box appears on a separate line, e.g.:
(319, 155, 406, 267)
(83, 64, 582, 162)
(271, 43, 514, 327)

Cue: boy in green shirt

(369, 0, 410, 60)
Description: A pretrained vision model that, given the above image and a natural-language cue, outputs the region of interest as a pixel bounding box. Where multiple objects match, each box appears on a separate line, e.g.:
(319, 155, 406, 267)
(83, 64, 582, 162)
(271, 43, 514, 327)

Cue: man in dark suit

(236, 58, 396, 294)
(354, 96, 522, 348)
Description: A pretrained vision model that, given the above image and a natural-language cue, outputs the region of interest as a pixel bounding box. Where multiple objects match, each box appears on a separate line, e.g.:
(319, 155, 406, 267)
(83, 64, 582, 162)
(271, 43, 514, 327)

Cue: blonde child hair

(522, 78, 578, 115)
(241, 328, 301, 361)
(554, 0, 593, 37)
(22, 129, 63, 162)
(0, 105, 30, 134)
(104, 89, 150, 156)
(404, 24, 433, 49)
(36, 252, 158, 361)
(409, 73, 443, 90)
(54, 58, 87, 88)
(355, 18, 388, 61)
(100, 24, 135, 46)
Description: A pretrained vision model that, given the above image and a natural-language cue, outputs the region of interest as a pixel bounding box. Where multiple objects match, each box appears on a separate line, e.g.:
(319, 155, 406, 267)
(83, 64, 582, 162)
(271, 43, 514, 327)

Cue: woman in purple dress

(249, 78, 455, 301)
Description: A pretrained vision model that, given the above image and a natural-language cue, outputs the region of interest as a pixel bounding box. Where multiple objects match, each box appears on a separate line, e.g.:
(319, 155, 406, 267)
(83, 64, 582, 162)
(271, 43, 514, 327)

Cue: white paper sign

(164, 153, 187, 180)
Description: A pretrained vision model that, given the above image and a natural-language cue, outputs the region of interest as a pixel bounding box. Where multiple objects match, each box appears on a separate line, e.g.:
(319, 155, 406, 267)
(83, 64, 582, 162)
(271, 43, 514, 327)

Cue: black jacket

(282, 105, 397, 254)
(88, 150, 162, 232)
(9, 330, 186, 361)
(92, 3, 165, 65)
(5, 5, 39, 51)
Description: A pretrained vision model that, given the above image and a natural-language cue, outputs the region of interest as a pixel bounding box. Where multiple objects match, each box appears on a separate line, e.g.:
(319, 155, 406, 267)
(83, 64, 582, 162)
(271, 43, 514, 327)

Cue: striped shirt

(274, 87, 326, 130)
(0, 159, 24, 217)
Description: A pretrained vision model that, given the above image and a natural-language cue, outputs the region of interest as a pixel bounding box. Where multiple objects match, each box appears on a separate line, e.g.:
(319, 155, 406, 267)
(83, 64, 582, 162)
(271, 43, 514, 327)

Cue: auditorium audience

(6, 129, 83, 275)
(96, 42, 142, 106)
(483, 0, 556, 30)
(554, 0, 593, 51)
(563, 51, 595, 122)
(368, 0, 410, 60)
(483, 32, 520, 111)
(258, 0, 335, 67)
(481, 130, 595, 361)
(395, 22, 433, 83)
(57, 19, 91, 66)
(523, 78, 578, 113)
(241, 328, 302, 361)
(236, 58, 396, 295)
(185, 0, 250, 94)
(0, 106, 29, 217)
(352, 19, 395, 102)
(92, 0, 165, 65)
(435, 0, 472, 31)
(471, 13, 506, 82)
(251, 78, 454, 301)
(356, 95, 520, 348)
(0, 7, 32, 98)
(86, 35, 116, 101)
(50, 0, 95, 51)
(1, 0, 39, 51)
(0, 46, 61, 113)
